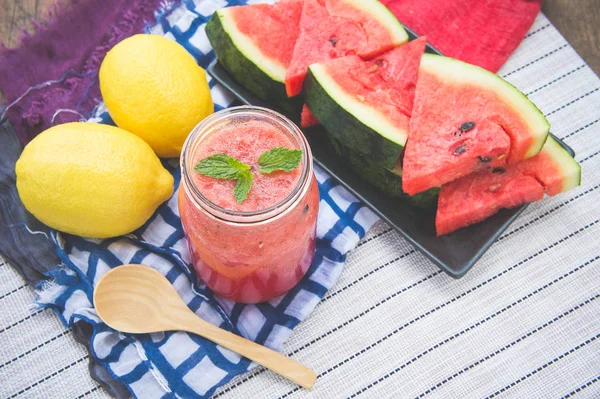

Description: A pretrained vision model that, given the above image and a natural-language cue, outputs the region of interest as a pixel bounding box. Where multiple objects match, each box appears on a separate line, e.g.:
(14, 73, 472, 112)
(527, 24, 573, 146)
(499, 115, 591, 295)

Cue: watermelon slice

(206, 0, 304, 114)
(380, 0, 542, 73)
(301, 104, 320, 128)
(402, 54, 550, 196)
(304, 37, 427, 168)
(436, 137, 581, 236)
(286, 0, 409, 97)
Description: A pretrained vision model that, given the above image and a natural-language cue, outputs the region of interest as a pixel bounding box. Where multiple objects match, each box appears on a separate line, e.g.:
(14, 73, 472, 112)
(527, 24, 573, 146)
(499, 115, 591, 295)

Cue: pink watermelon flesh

(301, 104, 320, 128)
(286, 0, 403, 97)
(230, 0, 303, 70)
(436, 168, 543, 236)
(402, 66, 539, 196)
(517, 150, 570, 197)
(403, 118, 510, 196)
(380, 0, 541, 73)
(316, 37, 427, 136)
(345, 37, 426, 118)
(436, 140, 574, 236)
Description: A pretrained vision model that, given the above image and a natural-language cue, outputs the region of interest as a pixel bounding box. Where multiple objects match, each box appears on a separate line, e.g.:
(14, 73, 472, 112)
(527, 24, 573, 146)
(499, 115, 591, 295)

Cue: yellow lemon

(16, 122, 174, 238)
(99, 34, 214, 158)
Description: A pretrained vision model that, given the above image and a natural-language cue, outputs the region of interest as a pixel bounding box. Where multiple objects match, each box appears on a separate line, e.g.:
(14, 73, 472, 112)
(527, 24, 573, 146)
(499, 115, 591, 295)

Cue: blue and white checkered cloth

(36, 0, 379, 398)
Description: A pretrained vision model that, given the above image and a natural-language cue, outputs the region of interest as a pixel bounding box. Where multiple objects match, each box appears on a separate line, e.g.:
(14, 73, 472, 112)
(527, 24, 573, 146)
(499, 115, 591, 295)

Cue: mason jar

(179, 106, 319, 303)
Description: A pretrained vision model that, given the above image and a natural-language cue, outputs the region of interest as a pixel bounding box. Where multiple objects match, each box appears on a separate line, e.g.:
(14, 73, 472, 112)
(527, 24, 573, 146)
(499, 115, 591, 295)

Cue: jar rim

(180, 106, 313, 224)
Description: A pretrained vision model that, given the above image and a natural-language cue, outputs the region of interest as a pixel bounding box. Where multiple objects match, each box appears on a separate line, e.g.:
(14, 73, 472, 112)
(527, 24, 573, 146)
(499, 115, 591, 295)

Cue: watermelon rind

(543, 137, 582, 194)
(328, 135, 438, 207)
(206, 9, 302, 116)
(304, 65, 406, 169)
(420, 54, 550, 160)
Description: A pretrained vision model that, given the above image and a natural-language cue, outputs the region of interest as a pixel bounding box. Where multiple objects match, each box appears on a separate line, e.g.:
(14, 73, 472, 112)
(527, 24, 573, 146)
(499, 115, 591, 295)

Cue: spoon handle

(178, 311, 317, 389)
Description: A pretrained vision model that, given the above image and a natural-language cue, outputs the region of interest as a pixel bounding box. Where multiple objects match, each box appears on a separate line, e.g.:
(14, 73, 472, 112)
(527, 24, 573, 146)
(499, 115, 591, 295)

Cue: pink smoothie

(179, 115, 319, 303)
(192, 120, 303, 211)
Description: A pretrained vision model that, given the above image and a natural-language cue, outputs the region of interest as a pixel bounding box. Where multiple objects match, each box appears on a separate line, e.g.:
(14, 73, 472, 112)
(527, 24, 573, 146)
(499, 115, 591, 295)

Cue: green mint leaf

(194, 153, 250, 180)
(258, 147, 303, 174)
(234, 170, 253, 204)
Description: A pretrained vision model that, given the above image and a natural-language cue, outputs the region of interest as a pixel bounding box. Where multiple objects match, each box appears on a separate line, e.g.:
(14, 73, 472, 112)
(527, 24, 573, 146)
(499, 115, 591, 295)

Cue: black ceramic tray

(206, 31, 574, 278)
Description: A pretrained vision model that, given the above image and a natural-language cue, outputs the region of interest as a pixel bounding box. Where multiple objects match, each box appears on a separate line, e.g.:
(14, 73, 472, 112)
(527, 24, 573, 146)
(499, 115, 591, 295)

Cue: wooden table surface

(0, 0, 60, 45)
(0, 1, 599, 73)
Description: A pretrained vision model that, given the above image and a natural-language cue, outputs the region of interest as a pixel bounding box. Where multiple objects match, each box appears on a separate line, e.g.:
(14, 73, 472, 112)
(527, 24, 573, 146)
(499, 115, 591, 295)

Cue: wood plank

(0, 0, 18, 47)
(0, 0, 63, 48)
(10, 0, 37, 45)
(38, 0, 59, 19)
(543, 0, 600, 75)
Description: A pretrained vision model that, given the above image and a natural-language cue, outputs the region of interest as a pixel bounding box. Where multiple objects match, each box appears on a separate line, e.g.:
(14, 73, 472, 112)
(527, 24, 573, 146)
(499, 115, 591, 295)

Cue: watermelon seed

(460, 122, 475, 132)
(375, 59, 385, 67)
(493, 167, 506, 174)
(329, 37, 338, 47)
(304, 205, 309, 213)
(454, 145, 467, 155)
(478, 156, 492, 163)
(488, 183, 502, 192)
(497, 154, 506, 160)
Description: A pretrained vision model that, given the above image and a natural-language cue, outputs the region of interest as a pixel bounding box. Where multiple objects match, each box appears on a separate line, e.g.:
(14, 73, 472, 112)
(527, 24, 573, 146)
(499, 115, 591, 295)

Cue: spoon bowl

(94, 264, 316, 389)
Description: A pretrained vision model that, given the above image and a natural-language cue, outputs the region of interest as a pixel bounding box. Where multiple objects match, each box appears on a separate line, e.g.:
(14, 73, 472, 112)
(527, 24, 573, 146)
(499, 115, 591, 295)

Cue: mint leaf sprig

(234, 170, 253, 204)
(194, 154, 250, 178)
(258, 147, 303, 174)
(194, 153, 254, 204)
(194, 147, 303, 204)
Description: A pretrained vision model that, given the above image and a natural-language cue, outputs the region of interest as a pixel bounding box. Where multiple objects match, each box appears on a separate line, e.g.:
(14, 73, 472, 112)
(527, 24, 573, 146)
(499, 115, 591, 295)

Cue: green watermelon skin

(304, 69, 404, 169)
(206, 4, 303, 116)
(328, 135, 438, 208)
(304, 38, 426, 169)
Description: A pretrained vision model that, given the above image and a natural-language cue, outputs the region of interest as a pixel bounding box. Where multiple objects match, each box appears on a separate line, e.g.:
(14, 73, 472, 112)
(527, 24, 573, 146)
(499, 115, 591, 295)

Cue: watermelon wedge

(304, 37, 427, 168)
(206, 0, 304, 114)
(402, 54, 550, 196)
(286, 0, 409, 97)
(436, 137, 581, 236)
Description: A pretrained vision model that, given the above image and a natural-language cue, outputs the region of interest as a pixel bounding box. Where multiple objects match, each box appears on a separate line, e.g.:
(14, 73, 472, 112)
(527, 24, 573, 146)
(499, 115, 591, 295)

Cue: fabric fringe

(0, 69, 92, 124)
(83, 0, 159, 75)
(33, 264, 73, 311)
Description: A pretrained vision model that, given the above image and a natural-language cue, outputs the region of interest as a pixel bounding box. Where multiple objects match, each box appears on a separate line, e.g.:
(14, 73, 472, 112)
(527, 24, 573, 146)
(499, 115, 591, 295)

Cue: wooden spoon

(93, 264, 317, 389)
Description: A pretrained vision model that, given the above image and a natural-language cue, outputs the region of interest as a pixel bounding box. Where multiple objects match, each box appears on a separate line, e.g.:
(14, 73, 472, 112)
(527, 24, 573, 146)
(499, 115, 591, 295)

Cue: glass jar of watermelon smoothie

(179, 106, 319, 303)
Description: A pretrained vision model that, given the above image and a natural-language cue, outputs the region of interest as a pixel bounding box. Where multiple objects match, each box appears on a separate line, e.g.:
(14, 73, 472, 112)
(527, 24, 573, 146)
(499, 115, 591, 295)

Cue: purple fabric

(0, 0, 164, 145)
(0, 1, 170, 397)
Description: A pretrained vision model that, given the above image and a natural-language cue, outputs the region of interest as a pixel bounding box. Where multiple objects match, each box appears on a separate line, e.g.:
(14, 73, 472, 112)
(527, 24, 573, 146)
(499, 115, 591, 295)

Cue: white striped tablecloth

(1, 11, 599, 399)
